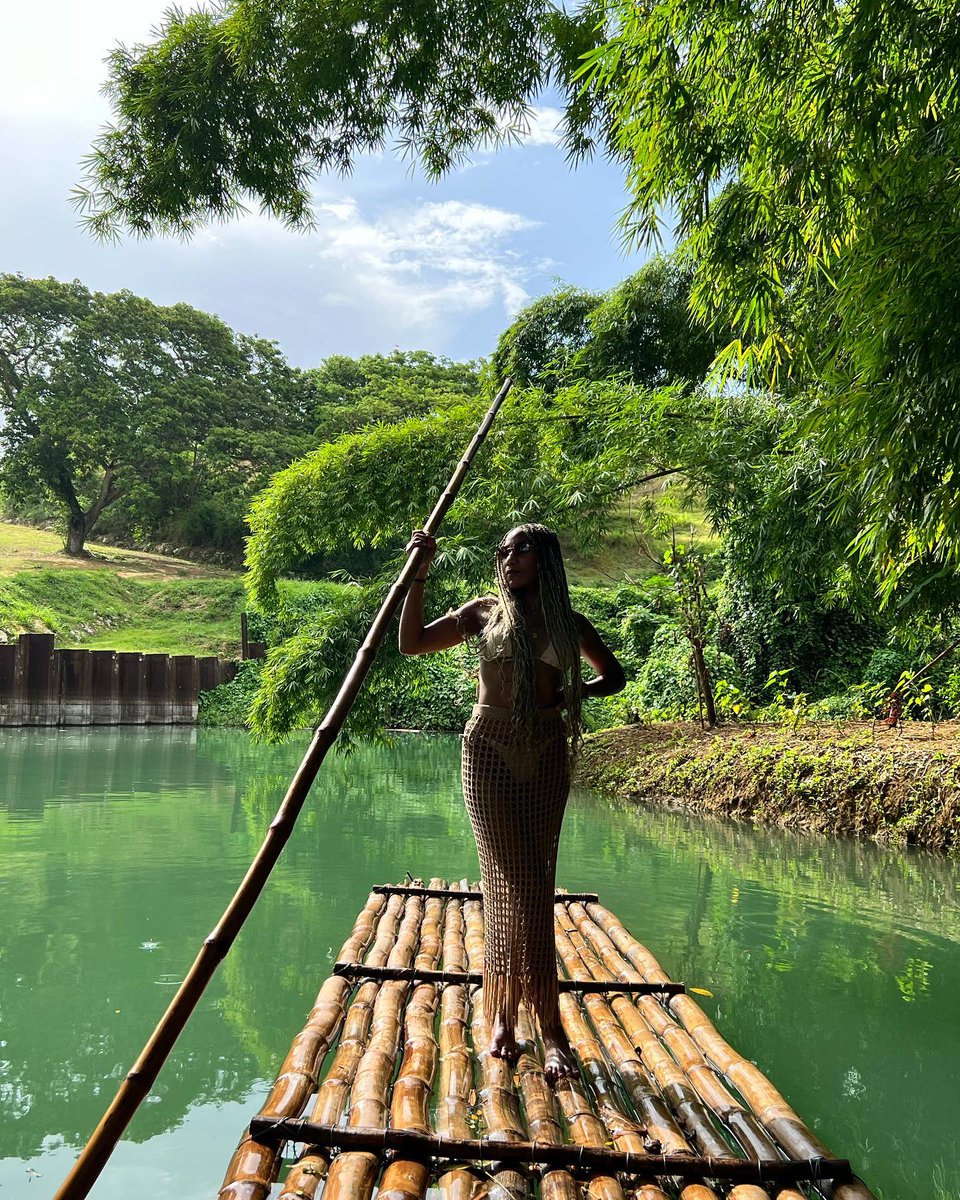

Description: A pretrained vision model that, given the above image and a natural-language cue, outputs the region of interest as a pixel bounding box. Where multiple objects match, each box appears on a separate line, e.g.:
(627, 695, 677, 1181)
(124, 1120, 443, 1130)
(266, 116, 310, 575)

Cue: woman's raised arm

(398, 530, 483, 655)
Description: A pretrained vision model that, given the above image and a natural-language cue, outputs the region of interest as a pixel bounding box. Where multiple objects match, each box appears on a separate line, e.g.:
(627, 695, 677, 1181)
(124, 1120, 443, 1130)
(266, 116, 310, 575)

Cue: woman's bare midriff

(477, 658, 562, 709)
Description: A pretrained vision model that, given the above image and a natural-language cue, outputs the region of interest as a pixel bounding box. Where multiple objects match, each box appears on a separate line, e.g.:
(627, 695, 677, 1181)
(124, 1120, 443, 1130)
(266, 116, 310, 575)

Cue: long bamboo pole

(245, 1122, 853, 1186)
(54, 378, 514, 1200)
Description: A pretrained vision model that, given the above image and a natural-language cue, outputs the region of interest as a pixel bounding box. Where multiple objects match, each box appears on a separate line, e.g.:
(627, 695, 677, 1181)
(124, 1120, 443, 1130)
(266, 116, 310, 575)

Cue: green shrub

(198, 659, 263, 727)
(624, 622, 744, 721)
(382, 650, 475, 731)
(864, 647, 914, 690)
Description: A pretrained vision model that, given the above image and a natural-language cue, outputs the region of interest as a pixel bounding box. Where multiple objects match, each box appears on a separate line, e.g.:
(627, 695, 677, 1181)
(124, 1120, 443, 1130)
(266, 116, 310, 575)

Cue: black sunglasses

(495, 541, 536, 559)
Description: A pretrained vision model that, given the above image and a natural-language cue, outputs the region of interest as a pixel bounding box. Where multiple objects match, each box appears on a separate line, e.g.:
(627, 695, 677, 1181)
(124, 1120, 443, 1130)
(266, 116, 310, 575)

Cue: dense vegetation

(9, 1, 960, 749)
(6, 255, 959, 744)
(78, 0, 960, 609)
(0, 275, 478, 566)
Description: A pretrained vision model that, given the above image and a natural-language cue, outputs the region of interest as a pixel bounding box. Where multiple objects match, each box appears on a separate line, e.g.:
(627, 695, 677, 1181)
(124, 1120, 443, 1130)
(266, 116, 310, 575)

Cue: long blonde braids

(482, 524, 584, 753)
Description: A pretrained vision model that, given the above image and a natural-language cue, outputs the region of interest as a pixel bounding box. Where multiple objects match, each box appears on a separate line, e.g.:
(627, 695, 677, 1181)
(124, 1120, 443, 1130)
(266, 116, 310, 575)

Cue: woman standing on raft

(400, 524, 625, 1082)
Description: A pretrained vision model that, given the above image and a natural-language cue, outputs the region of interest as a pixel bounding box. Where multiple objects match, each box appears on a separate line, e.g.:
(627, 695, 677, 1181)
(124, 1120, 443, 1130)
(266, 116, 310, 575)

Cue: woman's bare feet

(541, 1023, 578, 1084)
(490, 1013, 520, 1063)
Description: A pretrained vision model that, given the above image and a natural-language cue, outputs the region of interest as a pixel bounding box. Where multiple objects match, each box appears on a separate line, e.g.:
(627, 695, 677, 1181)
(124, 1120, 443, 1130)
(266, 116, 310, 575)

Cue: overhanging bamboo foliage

(216, 882, 875, 1200)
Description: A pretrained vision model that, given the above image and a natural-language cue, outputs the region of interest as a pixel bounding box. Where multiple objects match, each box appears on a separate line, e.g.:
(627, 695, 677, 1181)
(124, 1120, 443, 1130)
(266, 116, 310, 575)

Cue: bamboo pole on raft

(377, 878, 445, 1200)
(53, 378, 514, 1200)
(463, 886, 530, 1200)
(556, 906, 725, 1200)
(549, 1026, 626, 1200)
(513, 1006, 579, 1200)
(562, 903, 800, 1200)
(272, 893, 408, 1199)
(218, 888, 390, 1200)
(551, 910, 702, 1200)
(560, 907, 783, 1170)
(568, 901, 846, 1200)
(437, 882, 482, 1200)
(580, 901, 877, 1200)
(553, 907, 694, 1161)
(322, 893, 425, 1200)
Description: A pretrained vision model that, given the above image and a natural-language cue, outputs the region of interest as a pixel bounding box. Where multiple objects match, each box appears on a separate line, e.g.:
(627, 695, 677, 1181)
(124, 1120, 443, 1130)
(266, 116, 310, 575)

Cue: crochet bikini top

(480, 623, 563, 670)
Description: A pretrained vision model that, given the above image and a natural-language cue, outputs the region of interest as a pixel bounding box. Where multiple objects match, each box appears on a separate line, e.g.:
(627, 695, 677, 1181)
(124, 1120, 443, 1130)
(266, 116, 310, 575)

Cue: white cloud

(0, 2, 191, 120)
(521, 107, 565, 147)
(305, 197, 541, 329)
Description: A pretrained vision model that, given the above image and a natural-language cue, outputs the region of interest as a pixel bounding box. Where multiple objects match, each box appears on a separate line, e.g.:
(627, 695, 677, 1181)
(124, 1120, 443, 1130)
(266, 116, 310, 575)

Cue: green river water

(1, 727, 958, 1199)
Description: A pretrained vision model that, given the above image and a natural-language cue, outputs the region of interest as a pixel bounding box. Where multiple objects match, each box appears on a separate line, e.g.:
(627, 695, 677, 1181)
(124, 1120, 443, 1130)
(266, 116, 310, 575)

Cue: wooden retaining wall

(0, 633, 237, 726)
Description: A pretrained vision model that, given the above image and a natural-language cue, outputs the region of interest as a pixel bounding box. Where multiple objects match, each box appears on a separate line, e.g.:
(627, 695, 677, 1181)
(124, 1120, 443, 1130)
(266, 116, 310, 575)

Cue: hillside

(0, 523, 246, 657)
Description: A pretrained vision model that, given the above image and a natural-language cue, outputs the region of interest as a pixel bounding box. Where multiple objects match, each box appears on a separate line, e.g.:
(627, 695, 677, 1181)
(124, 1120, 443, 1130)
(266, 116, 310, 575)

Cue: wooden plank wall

(0, 633, 237, 725)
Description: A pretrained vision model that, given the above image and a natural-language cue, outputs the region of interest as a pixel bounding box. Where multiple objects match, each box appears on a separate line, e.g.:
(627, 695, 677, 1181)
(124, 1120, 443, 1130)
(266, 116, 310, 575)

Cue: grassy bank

(0, 521, 246, 656)
(577, 721, 960, 854)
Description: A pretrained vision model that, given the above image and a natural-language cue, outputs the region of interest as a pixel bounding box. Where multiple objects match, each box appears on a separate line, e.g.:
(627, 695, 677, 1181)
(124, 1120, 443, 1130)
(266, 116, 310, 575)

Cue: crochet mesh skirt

(461, 704, 570, 1031)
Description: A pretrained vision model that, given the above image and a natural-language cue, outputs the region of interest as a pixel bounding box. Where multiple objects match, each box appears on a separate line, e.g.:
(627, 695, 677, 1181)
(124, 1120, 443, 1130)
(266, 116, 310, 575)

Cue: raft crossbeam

(331, 961, 686, 995)
(247, 1119, 852, 1184)
(372, 884, 600, 902)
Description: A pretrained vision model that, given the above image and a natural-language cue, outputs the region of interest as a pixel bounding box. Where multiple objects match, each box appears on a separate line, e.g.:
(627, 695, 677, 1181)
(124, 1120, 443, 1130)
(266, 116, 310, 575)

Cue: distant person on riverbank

(399, 524, 625, 1082)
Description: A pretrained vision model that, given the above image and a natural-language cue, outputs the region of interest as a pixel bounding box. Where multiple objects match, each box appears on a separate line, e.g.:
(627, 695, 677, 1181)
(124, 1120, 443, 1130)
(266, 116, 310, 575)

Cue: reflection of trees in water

(1, 838, 262, 1155)
(570, 786, 960, 944)
(0, 728, 338, 1157)
(218, 735, 473, 1077)
(0, 728, 199, 816)
(0, 728, 473, 1160)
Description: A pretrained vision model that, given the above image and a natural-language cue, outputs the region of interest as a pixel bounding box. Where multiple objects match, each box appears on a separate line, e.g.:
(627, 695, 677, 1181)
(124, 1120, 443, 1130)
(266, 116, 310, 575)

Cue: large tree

(307, 349, 481, 442)
(76, 0, 960, 601)
(0, 275, 310, 555)
(494, 257, 720, 389)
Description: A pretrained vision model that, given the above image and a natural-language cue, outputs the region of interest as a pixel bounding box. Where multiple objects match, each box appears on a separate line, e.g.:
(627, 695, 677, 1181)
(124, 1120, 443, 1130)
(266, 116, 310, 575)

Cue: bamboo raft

(219, 881, 876, 1200)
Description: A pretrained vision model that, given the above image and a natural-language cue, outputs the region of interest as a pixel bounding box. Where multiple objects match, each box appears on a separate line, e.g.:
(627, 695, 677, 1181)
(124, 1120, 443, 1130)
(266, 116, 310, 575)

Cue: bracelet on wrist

(413, 577, 428, 583)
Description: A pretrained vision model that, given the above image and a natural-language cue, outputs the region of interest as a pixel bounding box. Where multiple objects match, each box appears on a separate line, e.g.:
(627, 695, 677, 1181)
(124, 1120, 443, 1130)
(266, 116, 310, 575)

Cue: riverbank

(577, 720, 960, 854)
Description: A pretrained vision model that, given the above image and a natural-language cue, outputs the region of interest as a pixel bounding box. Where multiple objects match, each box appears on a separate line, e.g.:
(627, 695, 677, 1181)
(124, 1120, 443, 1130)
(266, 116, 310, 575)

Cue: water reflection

(1, 728, 958, 1199)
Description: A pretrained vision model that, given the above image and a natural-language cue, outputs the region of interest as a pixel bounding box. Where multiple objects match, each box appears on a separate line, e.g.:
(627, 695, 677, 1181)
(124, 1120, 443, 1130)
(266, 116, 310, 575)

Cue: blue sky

(0, 1, 654, 367)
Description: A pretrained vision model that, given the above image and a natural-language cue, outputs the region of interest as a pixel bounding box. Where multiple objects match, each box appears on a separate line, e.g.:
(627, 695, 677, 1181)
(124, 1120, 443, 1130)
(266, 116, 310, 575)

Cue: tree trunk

(65, 511, 88, 556)
(690, 640, 717, 729)
(61, 467, 122, 556)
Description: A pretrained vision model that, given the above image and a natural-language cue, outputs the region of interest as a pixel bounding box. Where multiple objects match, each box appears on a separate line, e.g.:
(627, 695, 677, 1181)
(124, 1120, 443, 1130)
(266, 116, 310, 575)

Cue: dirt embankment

(576, 720, 960, 854)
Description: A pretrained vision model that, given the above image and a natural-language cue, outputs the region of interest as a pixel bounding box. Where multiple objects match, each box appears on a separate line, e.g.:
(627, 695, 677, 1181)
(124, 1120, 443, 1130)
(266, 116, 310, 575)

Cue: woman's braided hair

(482, 523, 583, 753)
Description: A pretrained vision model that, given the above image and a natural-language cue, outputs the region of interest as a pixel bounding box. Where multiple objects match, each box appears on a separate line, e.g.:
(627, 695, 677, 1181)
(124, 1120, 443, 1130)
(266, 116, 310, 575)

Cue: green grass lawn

(0, 521, 65, 567)
(0, 520, 233, 579)
(0, 568, 248, 656)
(0, 521, 247, 655)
